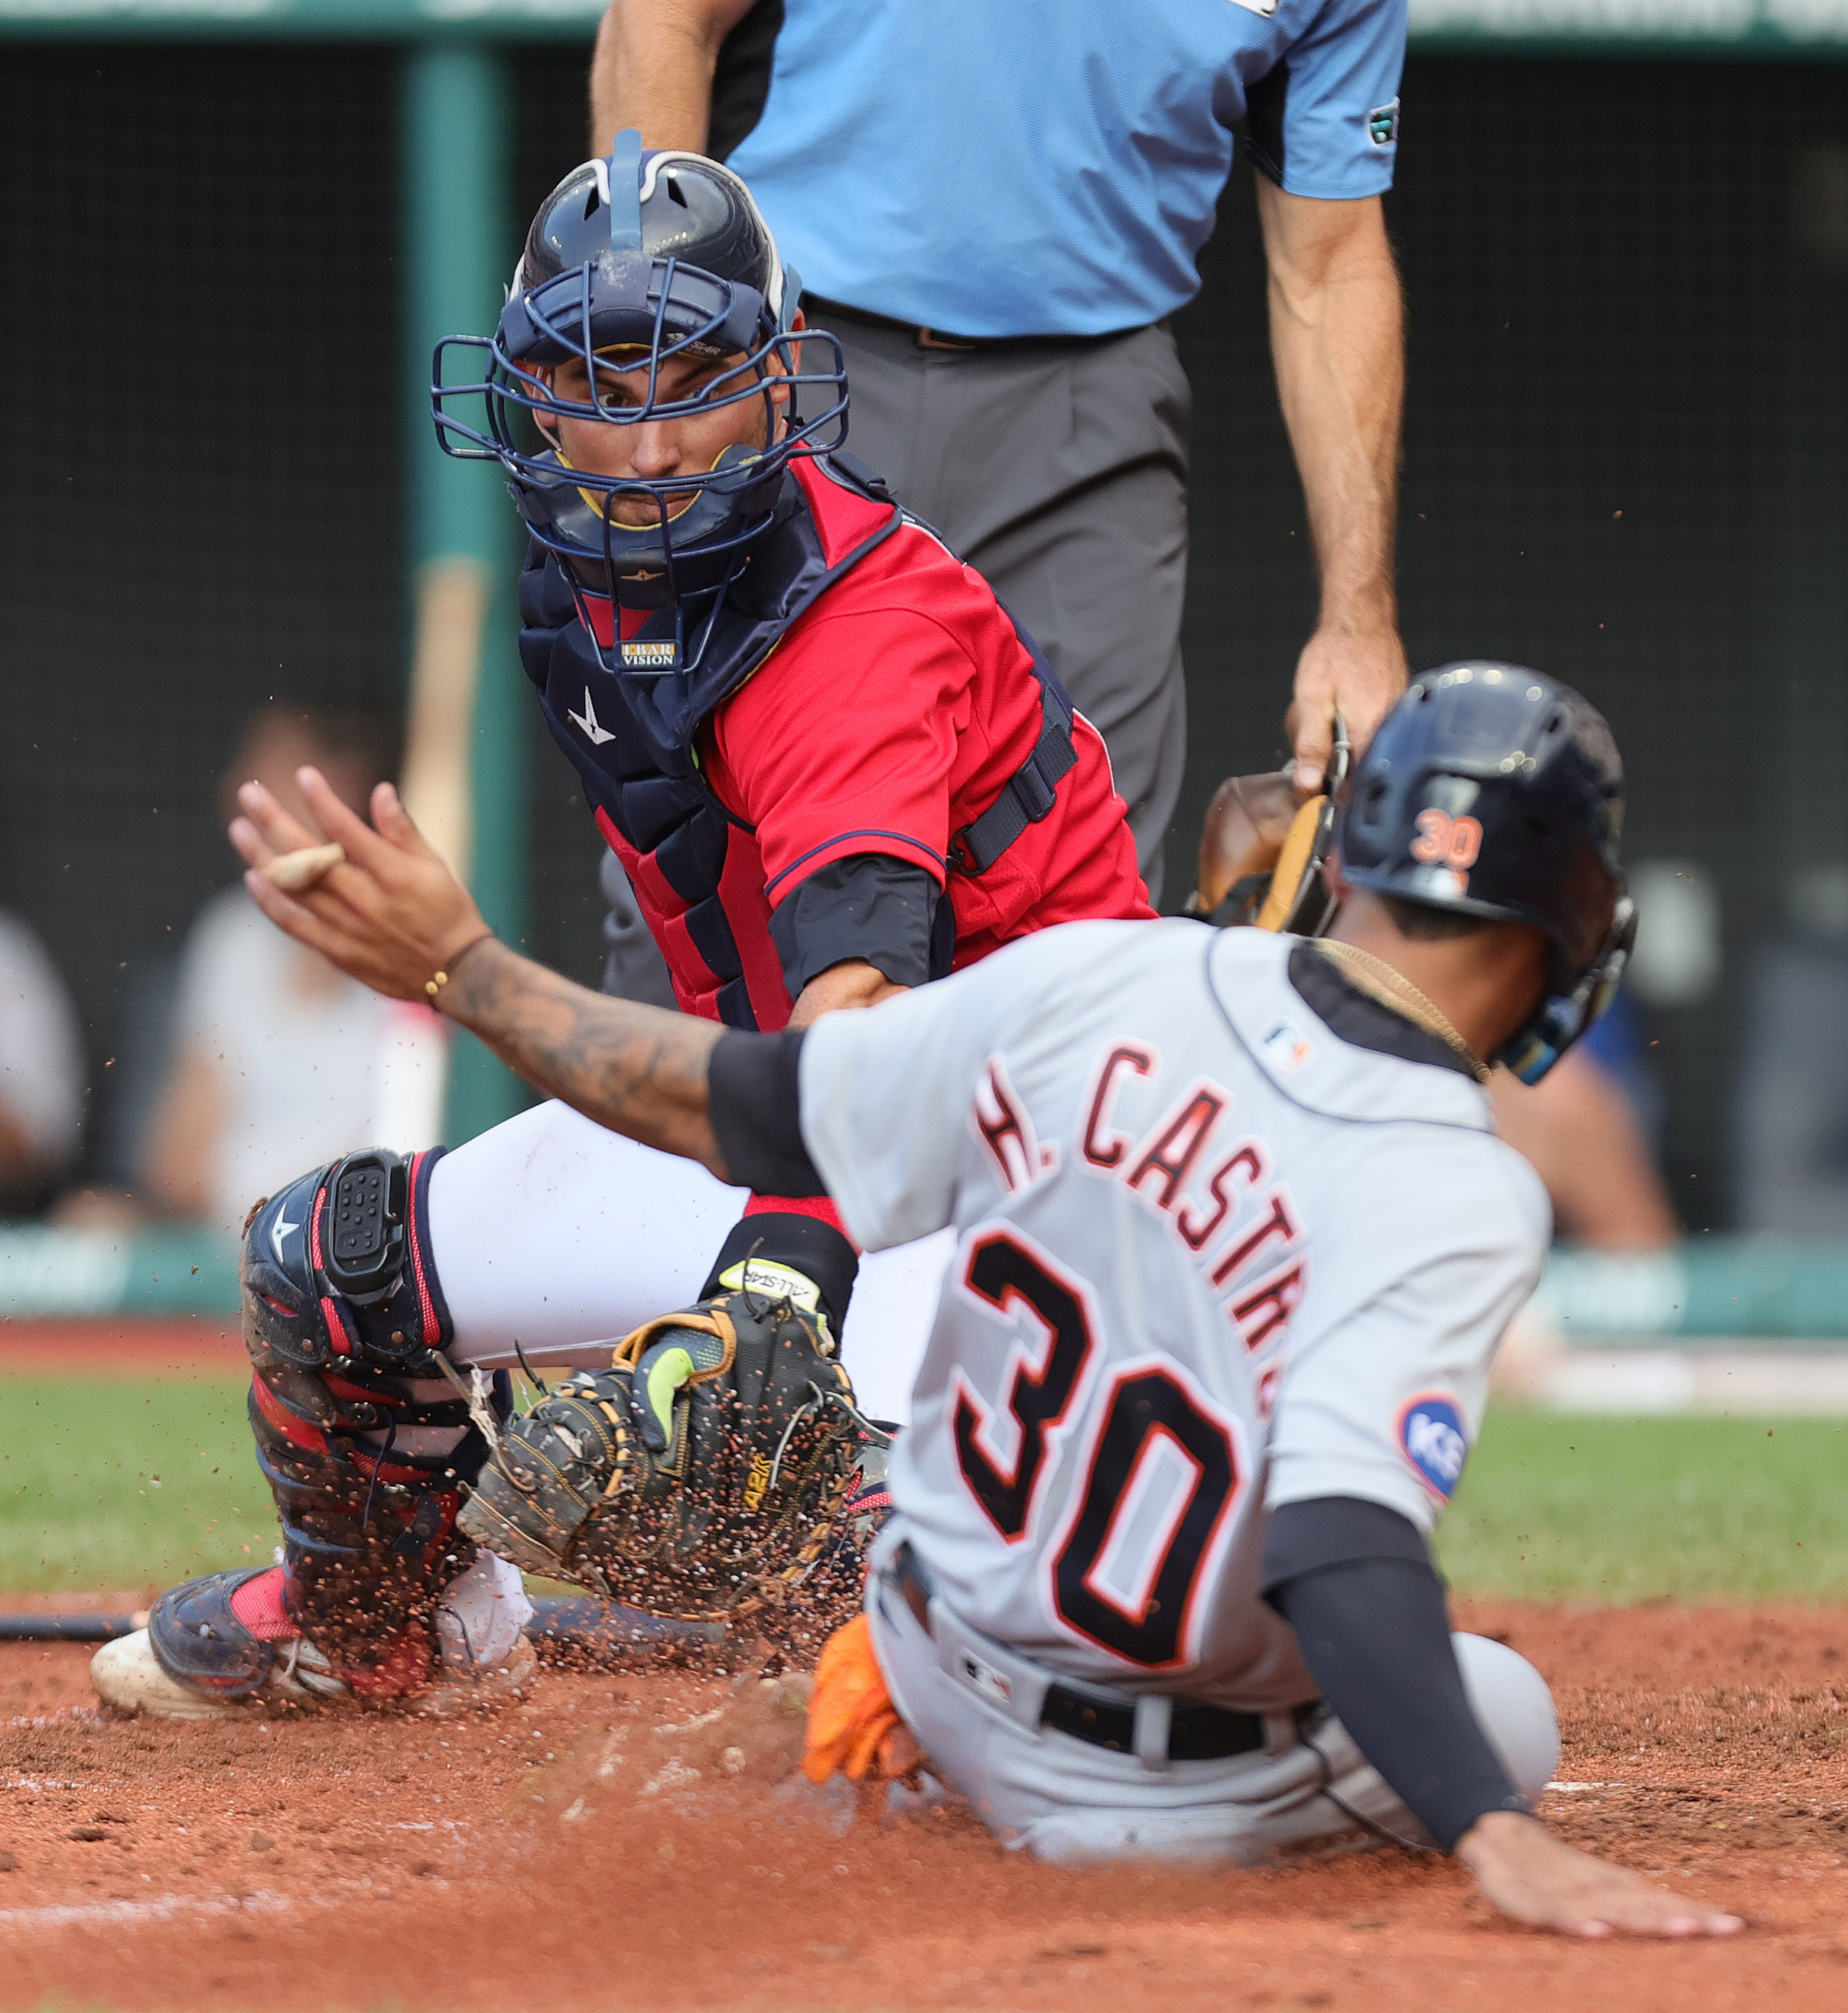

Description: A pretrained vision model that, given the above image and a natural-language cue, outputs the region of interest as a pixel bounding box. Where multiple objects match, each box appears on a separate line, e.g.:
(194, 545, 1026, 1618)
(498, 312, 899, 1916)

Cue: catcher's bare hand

(1456, 1811, 1744, 1940)
(1287, 623, 1408, 798)
(229, 766, 493, 1004)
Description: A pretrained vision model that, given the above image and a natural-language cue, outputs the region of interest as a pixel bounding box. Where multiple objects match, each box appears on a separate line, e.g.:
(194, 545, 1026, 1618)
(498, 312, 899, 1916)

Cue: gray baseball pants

(865, 1526, 1560, 1865)
(805, 311, 1192, 906)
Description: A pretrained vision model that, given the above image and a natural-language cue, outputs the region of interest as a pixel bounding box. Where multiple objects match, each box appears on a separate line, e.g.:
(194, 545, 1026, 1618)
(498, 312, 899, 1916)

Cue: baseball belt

(802, 294, 1156, 355)
(891, 1542, 1274, 1764)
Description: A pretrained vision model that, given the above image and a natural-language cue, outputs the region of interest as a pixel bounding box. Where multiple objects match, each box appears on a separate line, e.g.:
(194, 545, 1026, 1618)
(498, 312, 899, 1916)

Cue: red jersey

(575, 457, 1150, 1031)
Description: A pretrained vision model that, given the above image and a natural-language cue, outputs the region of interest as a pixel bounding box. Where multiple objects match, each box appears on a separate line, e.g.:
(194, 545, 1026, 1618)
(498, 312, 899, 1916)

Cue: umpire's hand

(229, 766, 493, 1003)
(1287, 624, 1408, 798)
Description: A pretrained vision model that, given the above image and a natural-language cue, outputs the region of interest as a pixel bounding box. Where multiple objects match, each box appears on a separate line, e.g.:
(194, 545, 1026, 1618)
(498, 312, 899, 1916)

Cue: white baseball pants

(424, 1098, 950, 1426)
(865, 1524, 1560, 1865)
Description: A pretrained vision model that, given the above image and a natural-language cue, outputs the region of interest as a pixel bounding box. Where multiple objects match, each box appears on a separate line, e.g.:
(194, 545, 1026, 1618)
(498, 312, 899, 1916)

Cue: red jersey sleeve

(702, 607, 981, 904)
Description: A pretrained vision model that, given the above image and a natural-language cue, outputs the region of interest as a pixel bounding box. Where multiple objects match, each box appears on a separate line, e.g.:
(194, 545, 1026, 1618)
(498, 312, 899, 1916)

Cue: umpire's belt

(803, 294, 1153, 354)
(891, 1541, 1268, 1765)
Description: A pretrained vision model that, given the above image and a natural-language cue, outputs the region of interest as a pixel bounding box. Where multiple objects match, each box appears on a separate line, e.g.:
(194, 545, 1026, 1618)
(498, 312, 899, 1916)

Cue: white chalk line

(0, 1888, 296, 1932)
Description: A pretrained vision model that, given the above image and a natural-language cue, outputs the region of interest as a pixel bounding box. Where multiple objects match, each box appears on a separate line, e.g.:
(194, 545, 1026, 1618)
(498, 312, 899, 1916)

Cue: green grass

(5, 1377, 1848, 1604)
(1436, 1408, 1848, 1602)
(0, 1374, 262, 1594)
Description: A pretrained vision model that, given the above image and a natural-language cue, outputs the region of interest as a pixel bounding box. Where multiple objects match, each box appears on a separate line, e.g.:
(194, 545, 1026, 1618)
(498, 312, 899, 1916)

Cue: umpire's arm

(590, 0, 759, 156)
(1257, 183, 1408, 795)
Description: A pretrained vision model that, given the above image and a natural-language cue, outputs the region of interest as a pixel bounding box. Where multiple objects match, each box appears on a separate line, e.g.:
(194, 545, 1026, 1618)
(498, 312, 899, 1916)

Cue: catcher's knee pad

(240, 1147, 510, 1683)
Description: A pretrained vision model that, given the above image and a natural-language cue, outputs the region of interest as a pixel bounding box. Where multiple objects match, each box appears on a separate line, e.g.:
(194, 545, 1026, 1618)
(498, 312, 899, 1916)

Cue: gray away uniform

(792, 919, 1559, 1862)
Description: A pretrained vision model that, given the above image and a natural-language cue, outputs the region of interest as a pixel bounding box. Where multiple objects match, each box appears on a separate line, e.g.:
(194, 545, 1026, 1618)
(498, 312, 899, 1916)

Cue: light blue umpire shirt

(723, 0, 1408, 340)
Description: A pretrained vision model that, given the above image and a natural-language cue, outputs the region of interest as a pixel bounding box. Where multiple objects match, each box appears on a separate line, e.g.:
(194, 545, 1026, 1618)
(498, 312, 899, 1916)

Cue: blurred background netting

(1, 47, 1844, 1228)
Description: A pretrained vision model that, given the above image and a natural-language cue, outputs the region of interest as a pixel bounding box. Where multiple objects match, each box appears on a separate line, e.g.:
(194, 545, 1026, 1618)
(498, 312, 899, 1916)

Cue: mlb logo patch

(1398, 1393, 1469, 1500)
(1262, 1021, 1313, 1072)
(960, 1651, 1013, 1707)
(1368, 98, 1401, 148)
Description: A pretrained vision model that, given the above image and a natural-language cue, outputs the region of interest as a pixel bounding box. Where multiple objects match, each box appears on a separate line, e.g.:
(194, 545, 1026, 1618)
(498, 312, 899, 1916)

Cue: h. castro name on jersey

(970, 1036, 1306, 1412)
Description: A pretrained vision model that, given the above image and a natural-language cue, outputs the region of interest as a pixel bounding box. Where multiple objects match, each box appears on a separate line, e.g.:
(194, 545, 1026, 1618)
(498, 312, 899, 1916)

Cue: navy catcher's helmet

(1334, 663, 1635, 1085)
(431, 130, 847, 675)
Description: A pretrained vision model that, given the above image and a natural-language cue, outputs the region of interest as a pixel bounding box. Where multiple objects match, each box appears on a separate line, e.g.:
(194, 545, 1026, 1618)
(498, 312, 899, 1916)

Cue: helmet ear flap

(1498, 895, 1635, 1085)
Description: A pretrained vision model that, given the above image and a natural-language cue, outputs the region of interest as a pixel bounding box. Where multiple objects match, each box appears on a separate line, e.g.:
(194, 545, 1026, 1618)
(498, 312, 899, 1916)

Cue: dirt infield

(2, 1602, 1846, 2011)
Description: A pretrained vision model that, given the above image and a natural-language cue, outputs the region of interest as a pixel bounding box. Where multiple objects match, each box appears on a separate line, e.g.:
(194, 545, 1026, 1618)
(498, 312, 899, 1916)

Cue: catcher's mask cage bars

(432, 248, 848, 678)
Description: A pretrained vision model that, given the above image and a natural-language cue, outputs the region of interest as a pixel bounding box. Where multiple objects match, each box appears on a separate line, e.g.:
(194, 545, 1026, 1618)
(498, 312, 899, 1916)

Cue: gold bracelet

(424, 932, 495, 1003)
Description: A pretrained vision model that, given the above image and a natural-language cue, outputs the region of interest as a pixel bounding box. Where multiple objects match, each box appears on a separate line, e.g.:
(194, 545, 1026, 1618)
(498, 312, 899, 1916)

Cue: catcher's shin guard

(236, 1147, 509, 1696)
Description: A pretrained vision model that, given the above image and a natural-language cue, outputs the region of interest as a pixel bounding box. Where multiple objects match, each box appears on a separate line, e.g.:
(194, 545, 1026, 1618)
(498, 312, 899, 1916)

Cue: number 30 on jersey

(951, 1230, 1247, 1672)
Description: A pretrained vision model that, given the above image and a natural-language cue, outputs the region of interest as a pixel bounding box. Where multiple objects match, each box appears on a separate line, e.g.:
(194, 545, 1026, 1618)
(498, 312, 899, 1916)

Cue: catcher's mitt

(457, 1281, 864, 1625)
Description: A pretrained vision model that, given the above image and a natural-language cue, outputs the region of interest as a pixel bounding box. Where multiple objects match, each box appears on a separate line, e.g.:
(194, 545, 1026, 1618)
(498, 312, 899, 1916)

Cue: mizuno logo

(568, 688, 617, 745)
(270, 1213, 298, 1265)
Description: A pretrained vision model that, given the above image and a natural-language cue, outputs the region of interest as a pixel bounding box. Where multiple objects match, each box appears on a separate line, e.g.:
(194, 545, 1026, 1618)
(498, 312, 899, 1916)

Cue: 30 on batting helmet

(431, 130, 847, 674)
(1334, 662, 1635, 1085)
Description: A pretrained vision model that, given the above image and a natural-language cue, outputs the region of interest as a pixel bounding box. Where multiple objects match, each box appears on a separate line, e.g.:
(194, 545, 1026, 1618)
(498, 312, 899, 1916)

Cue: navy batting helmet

(431, 131, 847, 675)
(1334, 663, 1635, 1085)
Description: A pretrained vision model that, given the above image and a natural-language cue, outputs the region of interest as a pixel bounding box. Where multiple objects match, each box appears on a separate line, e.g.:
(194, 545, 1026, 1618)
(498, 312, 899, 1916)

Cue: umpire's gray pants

(866, 1529, 1560, 1866)
(808, 311, 1191, 905)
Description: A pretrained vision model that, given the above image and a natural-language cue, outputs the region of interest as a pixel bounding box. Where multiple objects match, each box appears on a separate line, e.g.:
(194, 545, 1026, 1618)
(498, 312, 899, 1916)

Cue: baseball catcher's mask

(457, 1281, 867, 1625)
(431, 130, 848, 676)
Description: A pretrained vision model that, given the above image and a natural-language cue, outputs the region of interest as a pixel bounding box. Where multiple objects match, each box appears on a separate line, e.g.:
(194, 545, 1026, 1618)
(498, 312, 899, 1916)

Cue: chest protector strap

(951, 672, 1078, 876)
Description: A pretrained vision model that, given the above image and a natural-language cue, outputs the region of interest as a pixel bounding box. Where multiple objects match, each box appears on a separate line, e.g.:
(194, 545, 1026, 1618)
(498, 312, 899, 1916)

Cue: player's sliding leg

(93, 1147, 534, 1719)
(818, 1537, 1560, 1866)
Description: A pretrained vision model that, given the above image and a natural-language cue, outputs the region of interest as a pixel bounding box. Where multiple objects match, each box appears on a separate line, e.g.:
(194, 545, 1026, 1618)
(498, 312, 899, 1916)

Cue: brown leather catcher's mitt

(1186, 722, 1352, 934)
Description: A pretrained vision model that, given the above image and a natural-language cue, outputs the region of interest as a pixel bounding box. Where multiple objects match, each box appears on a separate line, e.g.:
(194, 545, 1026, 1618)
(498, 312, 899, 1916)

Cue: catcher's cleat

(92, 1563, 537, 1719)
(91, 1567, 349, 1719)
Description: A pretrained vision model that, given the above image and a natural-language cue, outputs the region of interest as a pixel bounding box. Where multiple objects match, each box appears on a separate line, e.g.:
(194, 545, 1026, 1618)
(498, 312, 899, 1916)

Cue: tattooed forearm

(439, 938, 730, 1177)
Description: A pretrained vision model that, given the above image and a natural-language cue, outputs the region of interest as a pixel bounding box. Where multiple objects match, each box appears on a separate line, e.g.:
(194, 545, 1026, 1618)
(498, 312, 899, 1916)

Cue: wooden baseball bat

(369, 554, 493, 1151)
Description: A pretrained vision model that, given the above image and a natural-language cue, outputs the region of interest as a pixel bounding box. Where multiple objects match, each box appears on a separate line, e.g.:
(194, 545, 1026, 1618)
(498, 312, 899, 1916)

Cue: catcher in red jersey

(91, 137, 1148, 1722)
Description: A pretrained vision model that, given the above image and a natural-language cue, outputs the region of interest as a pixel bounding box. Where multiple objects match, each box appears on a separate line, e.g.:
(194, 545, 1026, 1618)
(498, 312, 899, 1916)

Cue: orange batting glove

(802, 1614, 922, 1785)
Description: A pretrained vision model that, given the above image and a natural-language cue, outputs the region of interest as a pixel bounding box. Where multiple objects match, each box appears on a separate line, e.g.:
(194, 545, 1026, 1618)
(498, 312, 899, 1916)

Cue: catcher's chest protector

(518, 456, 903, 1031)
(519, 453, 1084, 1031)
